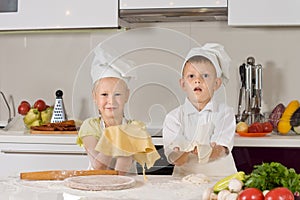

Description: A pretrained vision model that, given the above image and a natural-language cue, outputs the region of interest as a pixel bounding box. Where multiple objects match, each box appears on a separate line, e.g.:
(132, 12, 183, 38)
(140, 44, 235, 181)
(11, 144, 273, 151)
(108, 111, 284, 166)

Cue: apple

(33, 99, 47, 112)
(18, 101, 31, 115)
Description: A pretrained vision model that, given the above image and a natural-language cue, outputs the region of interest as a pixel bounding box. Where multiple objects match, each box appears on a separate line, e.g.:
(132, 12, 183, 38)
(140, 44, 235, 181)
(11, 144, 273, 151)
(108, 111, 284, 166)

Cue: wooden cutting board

(30, 130, 78, 135)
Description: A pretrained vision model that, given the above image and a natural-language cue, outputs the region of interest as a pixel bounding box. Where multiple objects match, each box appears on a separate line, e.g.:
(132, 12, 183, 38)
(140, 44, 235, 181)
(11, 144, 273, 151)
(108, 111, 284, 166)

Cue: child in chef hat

(162, 43, 237, 177)
(77, 46, 160, 176)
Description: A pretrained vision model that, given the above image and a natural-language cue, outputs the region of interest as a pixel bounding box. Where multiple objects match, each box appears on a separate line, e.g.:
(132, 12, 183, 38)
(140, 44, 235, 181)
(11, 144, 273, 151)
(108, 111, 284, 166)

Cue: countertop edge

(1, 131, 300, 147)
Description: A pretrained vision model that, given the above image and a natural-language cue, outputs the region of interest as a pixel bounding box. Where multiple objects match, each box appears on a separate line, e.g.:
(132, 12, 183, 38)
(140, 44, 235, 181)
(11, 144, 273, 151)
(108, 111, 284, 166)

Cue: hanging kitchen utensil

(51, 90, 67, 123)
(243, 58, 253, 124)
(236, 63, 246, 123)
(252, 64, 264, 122)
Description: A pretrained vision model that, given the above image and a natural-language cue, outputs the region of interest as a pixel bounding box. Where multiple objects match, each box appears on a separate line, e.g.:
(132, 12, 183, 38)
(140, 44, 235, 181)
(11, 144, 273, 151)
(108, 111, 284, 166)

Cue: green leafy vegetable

(244, 162, 300, 193)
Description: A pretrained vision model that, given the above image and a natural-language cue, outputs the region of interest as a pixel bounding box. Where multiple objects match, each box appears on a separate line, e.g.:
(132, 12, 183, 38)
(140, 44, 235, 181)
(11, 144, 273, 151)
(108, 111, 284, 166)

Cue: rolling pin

(20, 169, 118, 180)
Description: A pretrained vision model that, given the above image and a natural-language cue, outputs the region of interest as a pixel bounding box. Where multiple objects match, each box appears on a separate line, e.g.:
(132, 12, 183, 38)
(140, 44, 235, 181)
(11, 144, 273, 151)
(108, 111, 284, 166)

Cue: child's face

(180, 61, 221, 109)
(93, 77, 129, 120)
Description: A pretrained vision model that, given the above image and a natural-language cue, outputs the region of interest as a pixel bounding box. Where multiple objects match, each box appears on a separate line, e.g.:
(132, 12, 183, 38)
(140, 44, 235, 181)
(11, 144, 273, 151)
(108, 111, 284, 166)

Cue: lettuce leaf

(244, 162, 300, 193)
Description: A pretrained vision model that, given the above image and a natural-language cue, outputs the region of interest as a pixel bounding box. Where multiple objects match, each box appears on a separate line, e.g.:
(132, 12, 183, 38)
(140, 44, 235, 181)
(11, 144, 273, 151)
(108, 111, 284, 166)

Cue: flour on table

(181, 173, 210, 185)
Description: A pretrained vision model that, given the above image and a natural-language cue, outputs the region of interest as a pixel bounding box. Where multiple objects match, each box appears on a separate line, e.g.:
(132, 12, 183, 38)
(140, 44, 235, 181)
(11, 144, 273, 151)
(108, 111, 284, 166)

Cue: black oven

(137, 145, 174, 175)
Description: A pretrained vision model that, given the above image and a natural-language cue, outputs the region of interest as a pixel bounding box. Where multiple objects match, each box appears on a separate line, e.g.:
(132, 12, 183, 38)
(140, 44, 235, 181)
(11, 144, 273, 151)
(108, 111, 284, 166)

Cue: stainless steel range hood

(119, 0, 228, 23)
(119, 7, 228, 23)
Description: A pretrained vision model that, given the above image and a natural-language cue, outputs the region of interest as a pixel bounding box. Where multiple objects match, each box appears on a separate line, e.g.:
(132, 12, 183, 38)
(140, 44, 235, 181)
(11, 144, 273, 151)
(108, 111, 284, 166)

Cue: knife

(20, 169, 118, 181)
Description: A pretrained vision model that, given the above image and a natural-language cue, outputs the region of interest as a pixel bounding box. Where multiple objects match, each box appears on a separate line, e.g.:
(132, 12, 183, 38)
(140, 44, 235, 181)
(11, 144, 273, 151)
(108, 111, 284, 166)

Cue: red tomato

(33, 99, 47, 112)
(265, 187, 294, 200)
(262, 122, 273, 132)
(18, 101, 31, 115)
(238, 188, 264, 200)
(248, 122, 264, 133)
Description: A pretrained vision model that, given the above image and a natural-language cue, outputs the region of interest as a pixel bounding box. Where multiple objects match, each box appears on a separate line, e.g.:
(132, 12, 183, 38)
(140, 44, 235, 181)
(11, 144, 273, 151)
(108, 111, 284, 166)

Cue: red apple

(33, 99, 47, 112)
(18, 101, 31, 115)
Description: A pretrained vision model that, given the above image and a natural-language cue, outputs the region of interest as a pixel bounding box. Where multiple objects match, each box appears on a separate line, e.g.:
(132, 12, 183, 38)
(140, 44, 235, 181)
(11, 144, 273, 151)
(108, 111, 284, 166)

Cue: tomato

(238, 188, 264, 200)
(262, 122, 273, 133)
(264, 187, 294, 200)
(248, 122, 264, 133)
(33, 99, 47, 112)
(18, 101, 31, 115)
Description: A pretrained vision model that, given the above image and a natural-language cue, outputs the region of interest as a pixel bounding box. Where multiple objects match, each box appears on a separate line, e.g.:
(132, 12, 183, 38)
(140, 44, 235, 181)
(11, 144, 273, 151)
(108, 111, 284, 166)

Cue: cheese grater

(51, 90, 67, 123)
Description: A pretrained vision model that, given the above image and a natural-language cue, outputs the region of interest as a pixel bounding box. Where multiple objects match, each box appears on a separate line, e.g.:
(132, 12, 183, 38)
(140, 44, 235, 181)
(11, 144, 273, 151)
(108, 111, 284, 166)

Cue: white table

(0, 175, 218, 200)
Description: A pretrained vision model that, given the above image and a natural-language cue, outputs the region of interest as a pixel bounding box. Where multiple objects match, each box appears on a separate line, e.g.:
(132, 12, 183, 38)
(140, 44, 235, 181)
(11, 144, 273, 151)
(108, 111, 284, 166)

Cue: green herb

(244, 162, 300, 193)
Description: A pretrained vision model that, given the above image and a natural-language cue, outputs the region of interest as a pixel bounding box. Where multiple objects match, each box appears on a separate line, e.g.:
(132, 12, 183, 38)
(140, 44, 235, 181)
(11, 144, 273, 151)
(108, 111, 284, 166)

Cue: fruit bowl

(18, 99, 53, 129)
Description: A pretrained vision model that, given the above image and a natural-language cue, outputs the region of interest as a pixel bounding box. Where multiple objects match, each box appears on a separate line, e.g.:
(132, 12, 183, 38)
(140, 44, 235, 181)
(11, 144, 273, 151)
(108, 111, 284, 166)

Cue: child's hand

(169, 147, 189, 166)
(209, 142, 228, 162)
(190, 146, 198, 155)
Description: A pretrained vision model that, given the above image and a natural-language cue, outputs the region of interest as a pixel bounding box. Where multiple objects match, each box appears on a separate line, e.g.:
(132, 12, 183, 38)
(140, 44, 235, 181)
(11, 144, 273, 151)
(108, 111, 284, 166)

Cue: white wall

(1, 21, 300, 128)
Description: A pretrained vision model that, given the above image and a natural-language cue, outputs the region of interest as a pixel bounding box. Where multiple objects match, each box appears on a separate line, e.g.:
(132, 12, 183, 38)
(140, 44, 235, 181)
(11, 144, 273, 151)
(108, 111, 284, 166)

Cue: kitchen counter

(233, 132, 300, 147)
(0, 175, 218, 200)
(1, 129, 300, 147)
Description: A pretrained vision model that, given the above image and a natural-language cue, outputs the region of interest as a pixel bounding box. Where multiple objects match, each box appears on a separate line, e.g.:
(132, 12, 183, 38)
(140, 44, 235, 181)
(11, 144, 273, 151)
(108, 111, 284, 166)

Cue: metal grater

(51, 90, 67, 123)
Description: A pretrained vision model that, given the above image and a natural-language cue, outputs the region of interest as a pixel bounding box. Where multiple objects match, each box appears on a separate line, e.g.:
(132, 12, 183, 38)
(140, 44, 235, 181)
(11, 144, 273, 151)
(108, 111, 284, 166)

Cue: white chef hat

(182, 43, 231, 84)
(91, 47, 135, 85)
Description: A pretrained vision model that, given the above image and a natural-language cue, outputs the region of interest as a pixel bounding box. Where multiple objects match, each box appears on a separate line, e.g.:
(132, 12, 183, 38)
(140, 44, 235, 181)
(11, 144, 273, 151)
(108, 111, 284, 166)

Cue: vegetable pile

(236, 100, 300, 135)
(236, 121, 273, 134)
(204, 162, 299, 200)
(244, 162, 300, 193)
(270, 100, 300, 134)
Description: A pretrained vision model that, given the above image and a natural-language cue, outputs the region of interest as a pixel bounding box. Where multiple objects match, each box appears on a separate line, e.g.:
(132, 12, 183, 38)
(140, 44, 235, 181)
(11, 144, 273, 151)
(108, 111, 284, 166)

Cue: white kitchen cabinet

(0, 142, 89, 178)
(0, 0, 118, 31)
(228, 0, 300, 26)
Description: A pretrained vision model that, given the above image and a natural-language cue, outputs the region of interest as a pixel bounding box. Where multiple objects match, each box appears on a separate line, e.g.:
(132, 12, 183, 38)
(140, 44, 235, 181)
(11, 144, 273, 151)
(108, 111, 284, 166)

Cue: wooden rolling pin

(20, 169, 118, 181)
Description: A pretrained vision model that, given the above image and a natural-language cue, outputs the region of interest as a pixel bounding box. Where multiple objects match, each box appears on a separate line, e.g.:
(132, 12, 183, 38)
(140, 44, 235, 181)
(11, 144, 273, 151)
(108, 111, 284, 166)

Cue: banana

(213, 171, 245, 192)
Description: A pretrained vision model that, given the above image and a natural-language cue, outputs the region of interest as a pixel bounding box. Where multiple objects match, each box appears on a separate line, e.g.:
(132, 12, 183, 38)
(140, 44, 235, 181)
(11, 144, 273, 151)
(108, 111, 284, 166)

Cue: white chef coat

(162, 98, 237, 177)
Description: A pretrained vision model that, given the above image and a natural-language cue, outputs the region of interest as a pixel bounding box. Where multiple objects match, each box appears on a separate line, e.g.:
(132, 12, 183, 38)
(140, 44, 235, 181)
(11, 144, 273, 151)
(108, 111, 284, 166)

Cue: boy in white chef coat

(162, 43, 237, 177)
(77, 46, 160, 175)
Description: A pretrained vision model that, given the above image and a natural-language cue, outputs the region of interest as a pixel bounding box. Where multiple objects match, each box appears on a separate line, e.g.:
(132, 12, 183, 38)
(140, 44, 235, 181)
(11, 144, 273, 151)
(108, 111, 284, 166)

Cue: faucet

(0, 91, 13, 123)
